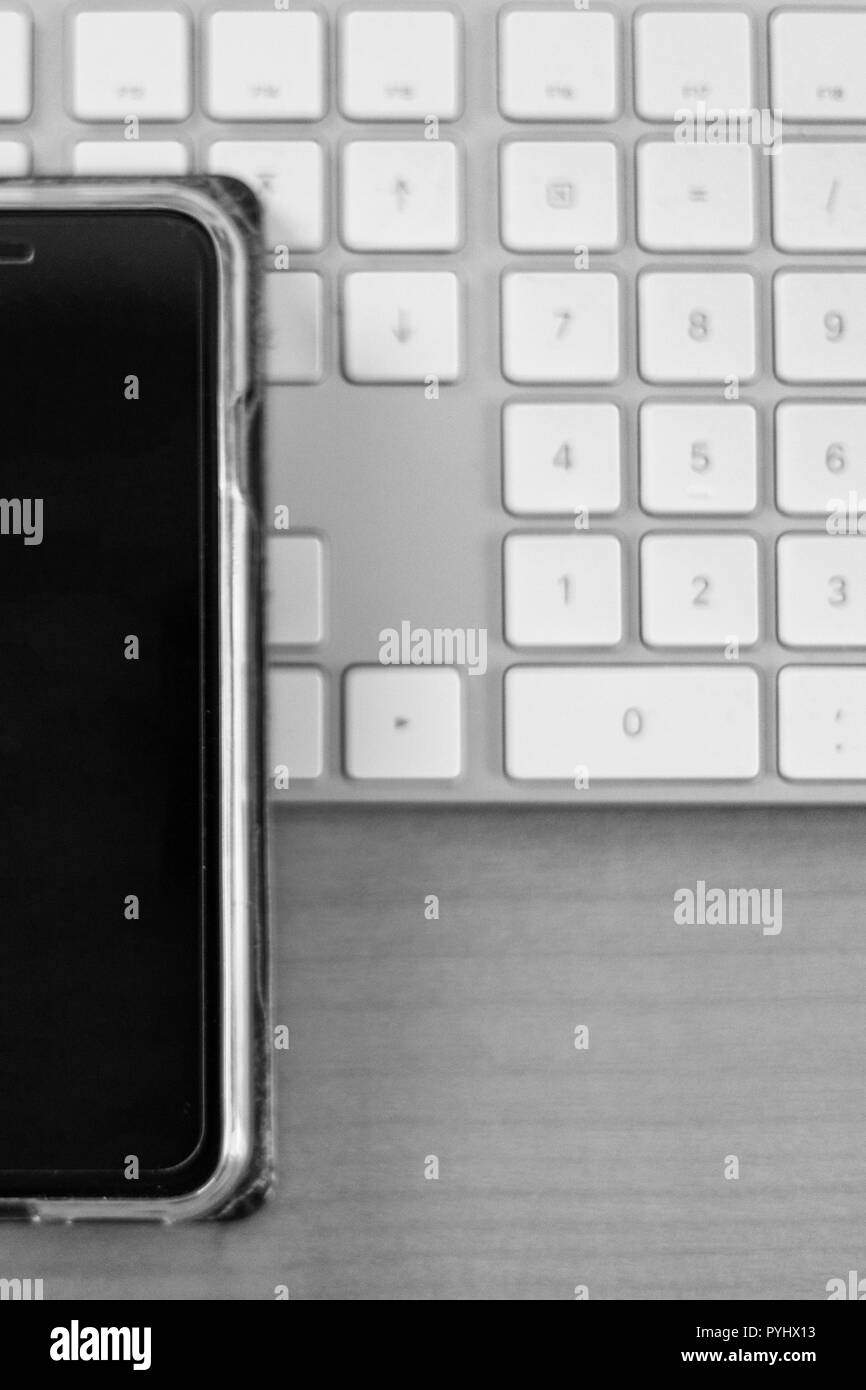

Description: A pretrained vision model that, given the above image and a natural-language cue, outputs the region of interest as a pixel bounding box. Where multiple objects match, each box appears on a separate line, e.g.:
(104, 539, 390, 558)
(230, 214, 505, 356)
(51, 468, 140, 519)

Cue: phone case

(0, 177, 270, 1222)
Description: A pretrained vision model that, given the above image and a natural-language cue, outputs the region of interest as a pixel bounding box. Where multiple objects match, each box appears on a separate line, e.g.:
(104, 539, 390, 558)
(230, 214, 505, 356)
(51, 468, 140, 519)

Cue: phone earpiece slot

(0, 242, 34, 264)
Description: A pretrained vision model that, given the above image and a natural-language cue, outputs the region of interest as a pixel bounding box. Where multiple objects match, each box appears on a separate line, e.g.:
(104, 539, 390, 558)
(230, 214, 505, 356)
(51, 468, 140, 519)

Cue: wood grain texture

(3, 808, 865, 1300)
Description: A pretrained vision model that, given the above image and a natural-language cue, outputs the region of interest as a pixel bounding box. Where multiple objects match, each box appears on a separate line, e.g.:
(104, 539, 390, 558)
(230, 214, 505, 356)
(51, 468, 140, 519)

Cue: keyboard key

(503, 402, 621, 517)
(206, 10, 325, 121)
(640, 402, 758, 515)
(779, 667, 866, 780)
(73, 141, 189, 175)
(778, 535, 866, 647)
(499, 10, 619, 121)
(777, 402, 866, 516)
(344, 668, 462, 779)
(639, 272, 757, 384)
(342, 272, 460, 384)
(208, 142, 325, 251)
(771, 11, 866, 121)
(72, 11, 191, 120)
(640, 534, 759, 648)
(267, 536, 324, 646)
(0, 141, 29, 176)
(269, 668, 324, 782)
(635, 10, 753, 120)
(0, 12, 31, 120)
(774, 144, 866, 252)
(505, 666, 760, 780)
(504, 534, 622, 648)
(500, 141, 619, 252)
(265, 273, 324, 385)
(341, 141, 460, 252)
(502, 272, 620, 384)
(637, 142, 755, 251)
(340, 10, 459, 121)
(775, 272, 866, 383)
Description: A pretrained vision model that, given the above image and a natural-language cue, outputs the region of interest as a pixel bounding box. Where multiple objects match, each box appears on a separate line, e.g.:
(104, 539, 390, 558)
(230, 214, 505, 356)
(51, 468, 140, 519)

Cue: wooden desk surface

(4, 807, 865, 1301)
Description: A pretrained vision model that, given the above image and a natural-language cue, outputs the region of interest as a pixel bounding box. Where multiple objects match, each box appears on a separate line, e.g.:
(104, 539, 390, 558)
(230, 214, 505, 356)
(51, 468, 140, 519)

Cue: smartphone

(0, 180, 268, 1220)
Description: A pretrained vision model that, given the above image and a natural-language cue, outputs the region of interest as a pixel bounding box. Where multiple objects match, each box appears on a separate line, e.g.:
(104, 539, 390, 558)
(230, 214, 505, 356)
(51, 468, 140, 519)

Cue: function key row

(262, 270, 866, 387)
(4, 9, 866, 125)
(269, 664, 866, 784)
(3, 9, 458, 124)
(503, 8, 866, 123)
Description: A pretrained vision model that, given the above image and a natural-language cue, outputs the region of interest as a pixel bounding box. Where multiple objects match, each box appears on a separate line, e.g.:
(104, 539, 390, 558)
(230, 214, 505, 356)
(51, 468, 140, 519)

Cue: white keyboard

(11, 0, 866, 802)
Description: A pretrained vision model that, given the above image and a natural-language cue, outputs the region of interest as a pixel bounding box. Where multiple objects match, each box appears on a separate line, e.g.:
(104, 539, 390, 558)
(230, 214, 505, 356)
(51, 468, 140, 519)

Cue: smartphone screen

(0, 211, 222, 1199)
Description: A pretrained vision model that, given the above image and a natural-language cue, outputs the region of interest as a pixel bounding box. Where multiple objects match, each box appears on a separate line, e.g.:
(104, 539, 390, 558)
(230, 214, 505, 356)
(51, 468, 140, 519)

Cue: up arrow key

(392, 310, 413, 344)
